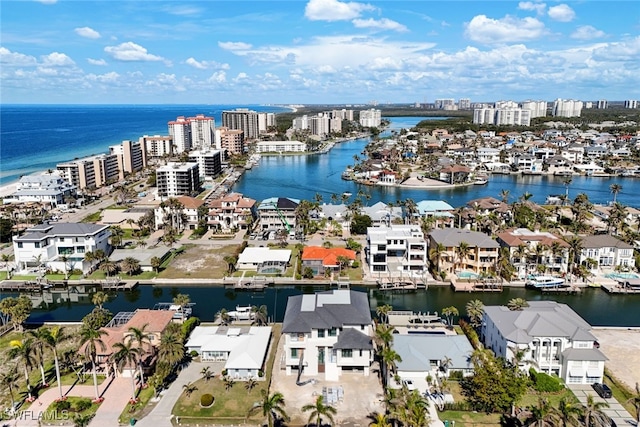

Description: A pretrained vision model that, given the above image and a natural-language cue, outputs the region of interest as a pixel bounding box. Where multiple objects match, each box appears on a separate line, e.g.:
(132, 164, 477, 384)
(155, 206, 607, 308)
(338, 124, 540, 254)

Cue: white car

(402, 379, 417, 391)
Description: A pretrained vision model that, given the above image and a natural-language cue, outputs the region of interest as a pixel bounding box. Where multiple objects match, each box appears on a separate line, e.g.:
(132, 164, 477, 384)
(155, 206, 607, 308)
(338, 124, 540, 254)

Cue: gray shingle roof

(580, 234, 634, 249)
(16, 222, 109, 242)
(333, 328, 373, 350)
(282, 290, 371, 334)
(562, 347, 608, 362)
(484, 301, 596, 345)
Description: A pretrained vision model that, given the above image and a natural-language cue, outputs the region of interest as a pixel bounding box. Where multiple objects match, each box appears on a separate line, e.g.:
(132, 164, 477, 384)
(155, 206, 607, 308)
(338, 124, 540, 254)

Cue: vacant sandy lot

(592, 328, 640, 389)
(159, 244, 239, 279)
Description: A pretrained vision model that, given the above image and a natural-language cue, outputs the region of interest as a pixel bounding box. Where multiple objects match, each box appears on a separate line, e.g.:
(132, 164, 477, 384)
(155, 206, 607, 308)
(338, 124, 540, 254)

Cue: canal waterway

(233, 116, 640, 208)
(5, 284, 639, 327)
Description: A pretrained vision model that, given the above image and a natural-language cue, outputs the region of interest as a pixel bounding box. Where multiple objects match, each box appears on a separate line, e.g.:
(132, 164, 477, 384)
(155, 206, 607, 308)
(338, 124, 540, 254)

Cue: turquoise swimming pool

(457, 270, 480, 280)
(604, 272, 640, 280)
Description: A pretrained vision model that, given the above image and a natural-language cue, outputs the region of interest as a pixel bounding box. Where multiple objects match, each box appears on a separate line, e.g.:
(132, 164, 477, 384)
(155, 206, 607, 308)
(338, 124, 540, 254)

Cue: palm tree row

(523, 394, 612, 427)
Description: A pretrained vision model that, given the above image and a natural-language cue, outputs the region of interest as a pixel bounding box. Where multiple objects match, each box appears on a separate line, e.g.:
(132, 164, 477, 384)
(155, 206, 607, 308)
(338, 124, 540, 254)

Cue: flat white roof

(237, 247, 291, 264)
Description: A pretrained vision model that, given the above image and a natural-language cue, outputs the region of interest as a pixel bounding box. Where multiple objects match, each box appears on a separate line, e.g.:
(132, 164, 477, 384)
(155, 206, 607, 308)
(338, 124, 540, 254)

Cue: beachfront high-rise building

(330, 109, 354, 121)
(521, 100, 548, 118)
(189, 114, 216, 150)
(222, 109, 260, 140)
(309, 113, 331, 137)
(597, 99, 608, 109)
(215, 127, 245, 155)
(473, 105, 531, 126)
(156, 162, 201, 198)
(625, 100, 638, 109)
(435, 99, 456, 110)
(359, 109, 382, 128)
(109, 140, 148, 175)
(188, 150, 223, 181)
(292, 115, 309, 131)
(552, 99, 583, 117)
(168, 116, 192, 153)
(258, 112, 276, 133)
(495, 100, 519, 109)
(458, 98, 471, 110)
(140, 135, 173, 158)
(57, 153, 121, 190)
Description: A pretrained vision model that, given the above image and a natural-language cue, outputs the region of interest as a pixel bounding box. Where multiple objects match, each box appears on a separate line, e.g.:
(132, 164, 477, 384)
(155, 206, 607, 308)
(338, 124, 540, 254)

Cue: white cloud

(218, 41, 252, 51)
(352, 18, 408, 32)
(316, 65, 336, 74)
(163, 5, 202, 16)
(518, 2, 546, 15)
(185, 57, 229, 70)
(367, 56, 403, 70)
(591, 36, 640, 61)
(548, 4, 575, 22)
(208, 71, 226, 83)
(0, 47, 37, 66)
(233, 72, 248, 82)
(104, 42, 164, 62)
(465, 15, 547, 44)
(304, 0, 375, 22)
(86, 71, 120, 82)
(41, 52, 75, 66)
(74, 27, 101, 39)
(87, 58, 107, 66)
(571, 25, 606, 40)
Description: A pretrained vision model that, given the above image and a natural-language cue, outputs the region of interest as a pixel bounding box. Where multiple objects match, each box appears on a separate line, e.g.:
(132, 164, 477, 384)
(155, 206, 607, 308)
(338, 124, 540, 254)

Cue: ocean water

(0, 104, 287, 186)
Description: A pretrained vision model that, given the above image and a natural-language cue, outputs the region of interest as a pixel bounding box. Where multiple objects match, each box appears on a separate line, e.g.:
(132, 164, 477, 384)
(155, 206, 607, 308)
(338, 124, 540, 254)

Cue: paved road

(569, 384, 635, 427)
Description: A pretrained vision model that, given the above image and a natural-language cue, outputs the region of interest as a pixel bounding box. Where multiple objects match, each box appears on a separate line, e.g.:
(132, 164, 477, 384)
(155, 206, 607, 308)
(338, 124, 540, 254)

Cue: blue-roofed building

(416, 200, 455, 227)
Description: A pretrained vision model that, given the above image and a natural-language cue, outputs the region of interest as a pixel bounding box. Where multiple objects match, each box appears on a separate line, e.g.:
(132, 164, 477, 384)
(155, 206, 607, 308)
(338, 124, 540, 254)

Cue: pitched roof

(176, 195, 205, 210)
(392, 335, 474, 372)
(430, 228, 499, 248)
(282, 290, 371, 334)
(333, 328, 373, 350)
(16, 222, 109, 241)
(580, 234, 634, 249)
(301, 246, 356, 267)
(258, 197, 300, 211)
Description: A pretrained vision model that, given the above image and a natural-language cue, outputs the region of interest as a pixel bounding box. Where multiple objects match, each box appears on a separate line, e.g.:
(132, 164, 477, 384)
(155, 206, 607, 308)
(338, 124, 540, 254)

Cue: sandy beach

(0, 181, 19, 198)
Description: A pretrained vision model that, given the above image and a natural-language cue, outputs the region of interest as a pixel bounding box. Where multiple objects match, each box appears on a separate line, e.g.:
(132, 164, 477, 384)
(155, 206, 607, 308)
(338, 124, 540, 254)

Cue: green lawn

(438, 410, 502, 426)
(45, 395, 101, 419)
(81, 211, 102, 223)
(118, 384, 155, 424)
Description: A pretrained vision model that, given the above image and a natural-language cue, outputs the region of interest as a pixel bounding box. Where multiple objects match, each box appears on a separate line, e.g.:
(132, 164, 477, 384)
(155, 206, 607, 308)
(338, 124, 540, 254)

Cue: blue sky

(1, 0, 639, 104)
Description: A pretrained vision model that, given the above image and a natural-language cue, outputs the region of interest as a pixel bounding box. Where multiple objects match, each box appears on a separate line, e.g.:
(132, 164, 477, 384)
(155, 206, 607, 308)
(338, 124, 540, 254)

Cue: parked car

(402, 379, 417, 391)
(592, 382, 612, 398)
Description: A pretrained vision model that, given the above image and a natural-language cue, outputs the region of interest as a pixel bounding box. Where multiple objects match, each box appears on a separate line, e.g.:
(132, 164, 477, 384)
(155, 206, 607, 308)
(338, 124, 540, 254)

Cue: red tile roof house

(301, 246, 356, 277)
(80, 309, 175, 380)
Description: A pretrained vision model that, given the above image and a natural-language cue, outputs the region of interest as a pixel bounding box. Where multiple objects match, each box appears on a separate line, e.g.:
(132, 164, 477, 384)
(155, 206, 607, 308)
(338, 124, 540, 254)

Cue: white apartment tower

(625, 100, 638, 109)
(359, 109, 382, 127)
(140, 135, 173, 158)
(109, 140, 147, 175)
(168, 116, 192, 153)
(222, 109, 260, 139)
(521, 100, 548, 118)
(552, 99, 583, 118)
(458, 98, 471, 110)
(597, 100, 608, 109)
(435, 99, 456, 110)
(309, 114, 330, 137)
(156, 162, 201, 198)
(188, 150, 223, 181)
(189, 114, 216, 150)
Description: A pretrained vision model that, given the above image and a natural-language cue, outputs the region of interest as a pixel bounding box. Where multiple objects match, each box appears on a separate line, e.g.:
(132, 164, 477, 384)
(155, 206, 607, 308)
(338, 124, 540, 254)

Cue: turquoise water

(604, 272, 640, 279)
(457, 271, 480, 279)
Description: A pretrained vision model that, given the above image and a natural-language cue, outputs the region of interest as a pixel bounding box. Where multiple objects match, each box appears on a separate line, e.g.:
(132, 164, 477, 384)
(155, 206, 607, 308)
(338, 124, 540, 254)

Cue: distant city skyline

(1, 0, 639, 104)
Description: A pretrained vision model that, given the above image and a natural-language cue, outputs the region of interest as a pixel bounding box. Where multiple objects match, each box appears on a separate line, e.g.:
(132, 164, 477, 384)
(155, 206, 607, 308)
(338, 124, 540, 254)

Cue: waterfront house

(578, 234, 635, 272)
(416, 200, 455, 228)
(439, 164, 471, 184)
(482, 301, 606, 385)
(315, 203, 350, 232)
(154, 195, 205, 231)
(257, 197, 299, 232)
(83, 309, 175, 378)
(207, 192, 257, 231)
(361, 201, 403, 227)
(367, 224, 427, 277)
(3, 174, 76, 207)
(496, 228, 569, 279)
(301, 246, 357, 277)
(428, 228, 500, 277)
(12, 222, 111, 274)
(282, 289, 374, 381)
(237, 247, 291, 273)
(393, 334, 474, 386)
(186, 326, 272, 379)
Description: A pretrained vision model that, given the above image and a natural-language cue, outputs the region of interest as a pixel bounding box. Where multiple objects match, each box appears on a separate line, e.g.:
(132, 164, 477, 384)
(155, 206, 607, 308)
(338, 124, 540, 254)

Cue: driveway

(569, 384, 635, 427)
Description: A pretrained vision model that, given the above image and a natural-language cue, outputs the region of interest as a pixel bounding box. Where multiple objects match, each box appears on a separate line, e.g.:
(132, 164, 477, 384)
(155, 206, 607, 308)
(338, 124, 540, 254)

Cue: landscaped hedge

(182, 316, 201, 339)
(529, 368, 564, 392)
(74, 398, 92, 412)
(200, 393, 214, 407)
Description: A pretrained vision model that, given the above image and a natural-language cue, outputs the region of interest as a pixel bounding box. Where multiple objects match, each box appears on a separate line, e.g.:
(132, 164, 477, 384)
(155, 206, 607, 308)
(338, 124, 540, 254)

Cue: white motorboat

(525, 275, 566, 289)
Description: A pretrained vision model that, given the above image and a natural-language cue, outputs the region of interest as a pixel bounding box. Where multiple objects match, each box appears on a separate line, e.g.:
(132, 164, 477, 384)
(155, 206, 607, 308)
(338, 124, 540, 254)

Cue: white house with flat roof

(481, 301, 606, 385)
(3, 175, 76, 207)
(186, 326, 272, 379)
(12, 222, 111, 274)
(367, 225, 427, 276)
(236, 247, 291, 274)
(255, 140, 306, 153)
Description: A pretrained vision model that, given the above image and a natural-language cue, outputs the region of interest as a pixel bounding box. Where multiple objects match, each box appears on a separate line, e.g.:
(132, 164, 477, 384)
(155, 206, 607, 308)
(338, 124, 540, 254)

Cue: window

(341, 349, 352, 358)
(34, 242, 40, 248)
(290, 348, 298, 358)
(17, 242, 23, 248)
(60, 237, 65, 242)
(318, 329, 325, 338)
(328, 328, 337, 337)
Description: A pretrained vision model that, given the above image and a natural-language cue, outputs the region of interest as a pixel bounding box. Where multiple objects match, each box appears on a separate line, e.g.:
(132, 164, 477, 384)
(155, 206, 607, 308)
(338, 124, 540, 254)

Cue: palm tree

(428, 242, 446, 273)
(583, 394, 609, 427)
(41, 325, 68, 399)
(626, 382, 640, 425)
(380, 346, 402, 386)
(99, 260, 118, 277)
(120, 257, 141, 276)
(302, 395, 337, 427)
(247, 389, 290, 427)
(158, 331, 184, 367)
(60, 255, 70, 280)
(373, 323, 395, 351)
(465, 299, 484, 328)
(126, 323, 151, 387)
(507, 298, 529, 311)
(0, 368, 18, 412)
(500, 189, 510, 204)
(2, 253, 13, 279)
(375, 304, 393, 324)
(368, 412, 391, 427)
(216, 308, 231, 326)
(610, 183, 622, 204)
(27, 328, 49, 387)
(150, 256, 162, 273)
(441, 306, 459, 327)
(112, 340, 142, 400)
(557, 396, 583, 426)
(201, 366, 213, 381)
(78, 325, 108, 400)
(172, 293, 191, 322)
(529, 397, 558, 427)
(245, 378, 258, 394)
(9, 338, 35, 399)
(182, 381, 197, 397)
(109, 225, 125, 248)
(91, 291, 109, 310)
(455, 241, 471, 272)
(251, 305, 269, 326)
(223, 375, 235, 392)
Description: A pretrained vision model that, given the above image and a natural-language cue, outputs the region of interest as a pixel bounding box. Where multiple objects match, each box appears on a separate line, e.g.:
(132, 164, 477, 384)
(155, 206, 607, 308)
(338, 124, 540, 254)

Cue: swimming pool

(604, 272, 640, 280)
(457, 270, 480, 280)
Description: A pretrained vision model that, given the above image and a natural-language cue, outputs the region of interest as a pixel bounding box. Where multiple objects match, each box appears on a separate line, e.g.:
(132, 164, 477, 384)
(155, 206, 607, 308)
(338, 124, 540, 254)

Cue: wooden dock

(450, 280, 503, 292)
(601, 282, 640, 294)
(377, 280, 425, 292)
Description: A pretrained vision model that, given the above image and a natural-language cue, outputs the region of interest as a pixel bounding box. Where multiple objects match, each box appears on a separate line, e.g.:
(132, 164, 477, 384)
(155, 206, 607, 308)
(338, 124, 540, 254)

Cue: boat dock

(226, 275, 274, 291)
(377, 280, 425, 292)
(450, 277, 503, 292)
(539, 286, 581, 294)
(0, 278, 137, 292)
(601, 280, 640, 294)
